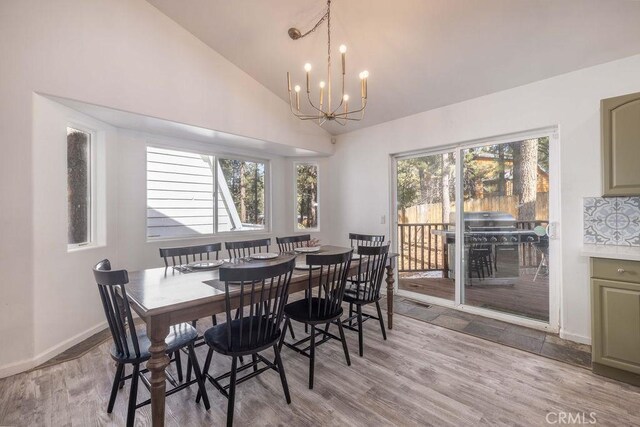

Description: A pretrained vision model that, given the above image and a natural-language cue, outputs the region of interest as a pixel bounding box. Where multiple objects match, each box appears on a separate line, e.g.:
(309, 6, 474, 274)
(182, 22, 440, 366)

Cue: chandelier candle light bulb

(294, 84, 301, 110)
(359, 70, 368, 100)
(339, 44, 347, 74)
(304, 63, 312, 92)
(285, 0, 368, 126)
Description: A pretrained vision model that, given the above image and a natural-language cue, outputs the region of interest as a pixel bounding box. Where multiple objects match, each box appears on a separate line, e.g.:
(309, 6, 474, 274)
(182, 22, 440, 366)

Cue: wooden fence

(400, 193, 549, 224)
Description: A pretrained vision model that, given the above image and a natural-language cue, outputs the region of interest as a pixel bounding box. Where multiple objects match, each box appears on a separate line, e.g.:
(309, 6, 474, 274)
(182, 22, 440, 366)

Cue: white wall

(0, 0, 330, 377)
(32, 96, 120, 359)
(328, 53, 640, 344)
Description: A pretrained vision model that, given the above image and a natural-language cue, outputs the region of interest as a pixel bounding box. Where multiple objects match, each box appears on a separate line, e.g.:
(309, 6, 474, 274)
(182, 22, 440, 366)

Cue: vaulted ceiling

(147, 0, 640, 135)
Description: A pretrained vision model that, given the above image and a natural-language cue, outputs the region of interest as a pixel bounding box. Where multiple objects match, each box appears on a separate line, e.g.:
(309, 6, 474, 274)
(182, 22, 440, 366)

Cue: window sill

(294, 228, 320, 233)
(67, 243, 105, 253)
(146, 229, 272, 244)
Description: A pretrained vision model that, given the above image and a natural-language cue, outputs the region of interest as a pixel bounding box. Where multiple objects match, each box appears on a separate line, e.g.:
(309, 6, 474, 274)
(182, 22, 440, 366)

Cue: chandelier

(286, 0, 368, 126)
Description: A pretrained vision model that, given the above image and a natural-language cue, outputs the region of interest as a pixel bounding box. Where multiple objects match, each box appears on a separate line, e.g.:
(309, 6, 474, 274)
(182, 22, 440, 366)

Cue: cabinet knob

(617, 267, 625, 274)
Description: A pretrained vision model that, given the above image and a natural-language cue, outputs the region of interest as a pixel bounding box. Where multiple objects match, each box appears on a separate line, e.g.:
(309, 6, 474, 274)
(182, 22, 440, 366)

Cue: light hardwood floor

(1, 309, 638, 426)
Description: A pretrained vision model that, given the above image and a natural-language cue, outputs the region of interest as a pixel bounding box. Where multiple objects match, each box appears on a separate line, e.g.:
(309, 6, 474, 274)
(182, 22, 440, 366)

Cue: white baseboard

(559, 329, 591, 345)
(0, 358, 36, 380)
(0, 321, 108, 379)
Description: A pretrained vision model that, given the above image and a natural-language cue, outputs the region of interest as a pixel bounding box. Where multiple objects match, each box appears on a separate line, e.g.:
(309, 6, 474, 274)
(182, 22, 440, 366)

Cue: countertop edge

(580, 244, 640, 261)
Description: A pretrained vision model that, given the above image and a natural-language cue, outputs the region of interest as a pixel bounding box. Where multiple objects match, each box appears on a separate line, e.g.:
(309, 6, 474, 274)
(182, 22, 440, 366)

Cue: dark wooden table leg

(147, 316, 170, 427)
(385, 259, 395, 330)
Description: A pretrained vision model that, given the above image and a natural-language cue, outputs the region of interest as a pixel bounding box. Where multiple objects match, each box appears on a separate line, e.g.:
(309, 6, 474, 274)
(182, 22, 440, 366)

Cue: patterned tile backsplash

(584, 197, 640, 246)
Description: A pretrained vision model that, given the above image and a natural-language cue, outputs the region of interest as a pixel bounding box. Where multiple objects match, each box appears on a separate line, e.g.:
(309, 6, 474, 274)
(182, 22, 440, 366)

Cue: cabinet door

(591, 278, 640, 374)
(602, 91, 640, 196)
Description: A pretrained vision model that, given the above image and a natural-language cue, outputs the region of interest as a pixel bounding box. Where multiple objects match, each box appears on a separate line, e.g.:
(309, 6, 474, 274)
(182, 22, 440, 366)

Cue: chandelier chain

(327, 0, 331, 80)
(296, 2, 330, 40)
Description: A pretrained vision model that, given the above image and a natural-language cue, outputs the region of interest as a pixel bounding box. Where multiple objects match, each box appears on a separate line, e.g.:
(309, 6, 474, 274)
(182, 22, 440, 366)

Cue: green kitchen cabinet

(601, 91, 640, 196)
(591, 258, 640, 386)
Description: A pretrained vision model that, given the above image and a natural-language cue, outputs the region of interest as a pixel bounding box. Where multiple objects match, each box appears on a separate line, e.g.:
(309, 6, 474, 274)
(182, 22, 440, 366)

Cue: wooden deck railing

(398, 221, 547, 273)
(398, 223, 449, 272)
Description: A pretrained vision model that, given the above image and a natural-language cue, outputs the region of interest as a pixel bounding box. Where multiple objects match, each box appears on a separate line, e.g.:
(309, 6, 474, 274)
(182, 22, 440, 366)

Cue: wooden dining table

(125, 245, 398, 427)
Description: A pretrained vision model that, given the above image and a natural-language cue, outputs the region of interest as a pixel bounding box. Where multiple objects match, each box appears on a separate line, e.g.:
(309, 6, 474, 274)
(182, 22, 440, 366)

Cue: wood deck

(399, 272, 549, 321)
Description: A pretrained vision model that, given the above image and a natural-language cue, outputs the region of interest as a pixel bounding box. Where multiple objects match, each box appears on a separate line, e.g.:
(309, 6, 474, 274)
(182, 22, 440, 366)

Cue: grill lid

(464, 211, 516, 230)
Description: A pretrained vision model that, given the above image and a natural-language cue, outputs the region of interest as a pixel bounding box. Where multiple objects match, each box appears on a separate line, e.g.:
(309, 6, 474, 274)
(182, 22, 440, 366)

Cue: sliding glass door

(460, 138, 550, 322)
(393, 131, 555, 326)
(396, 150, 456, 301)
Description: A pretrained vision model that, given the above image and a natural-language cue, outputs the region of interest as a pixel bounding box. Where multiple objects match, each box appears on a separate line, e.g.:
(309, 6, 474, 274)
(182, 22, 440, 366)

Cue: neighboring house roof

(147, 148, 246, 239)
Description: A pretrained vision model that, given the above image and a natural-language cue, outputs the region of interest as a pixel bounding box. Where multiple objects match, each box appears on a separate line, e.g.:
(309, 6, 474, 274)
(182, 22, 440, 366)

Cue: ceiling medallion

(286, 0, 368, 126)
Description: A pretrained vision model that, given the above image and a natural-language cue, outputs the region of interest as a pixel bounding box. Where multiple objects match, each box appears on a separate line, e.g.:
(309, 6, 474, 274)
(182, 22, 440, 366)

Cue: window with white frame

(67, 127, 93, 247)
(146, 146, 269, 239)
(218, 158, 266, 232)
(295, 162, 319, 230)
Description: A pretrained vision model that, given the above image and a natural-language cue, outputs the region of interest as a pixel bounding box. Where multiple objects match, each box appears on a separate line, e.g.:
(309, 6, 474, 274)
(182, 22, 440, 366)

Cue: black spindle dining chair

(159, 243, 222, 381)
(342, 244, 389, 356)
(93, 259, 210, 427)
(278, 250, 353, 389)
(276, 234, 313, 335)
(224, 238, 294, 338)
(467, 244, 493, 280)
(347, 233, 385, 286)
(197, 257, 296, 427)
(225, 238, 271, 259)
(159, 243, 221, 267)
(276, 234, 311, 252)
(348, 233, 385, 251)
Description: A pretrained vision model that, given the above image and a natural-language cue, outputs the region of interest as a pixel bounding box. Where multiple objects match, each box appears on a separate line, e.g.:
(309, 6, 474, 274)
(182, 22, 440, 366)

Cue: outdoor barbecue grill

(432, 211, 543, 285)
